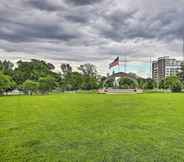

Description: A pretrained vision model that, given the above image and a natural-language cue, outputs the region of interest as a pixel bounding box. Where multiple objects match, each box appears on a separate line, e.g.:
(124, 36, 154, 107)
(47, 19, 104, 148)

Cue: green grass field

(1, 93, 184, 162)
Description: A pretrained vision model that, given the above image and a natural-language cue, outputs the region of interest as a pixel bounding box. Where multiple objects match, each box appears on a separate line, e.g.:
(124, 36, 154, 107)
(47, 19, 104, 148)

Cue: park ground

(1, 93, 184, 161)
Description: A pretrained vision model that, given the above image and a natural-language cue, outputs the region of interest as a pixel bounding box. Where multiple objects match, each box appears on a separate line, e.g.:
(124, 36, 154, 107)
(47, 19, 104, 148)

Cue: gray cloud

(0, 0, 184, 76)
(27, 0, 61, 11)
(66, 0, 103, 6)
(99, 5, 184, 41)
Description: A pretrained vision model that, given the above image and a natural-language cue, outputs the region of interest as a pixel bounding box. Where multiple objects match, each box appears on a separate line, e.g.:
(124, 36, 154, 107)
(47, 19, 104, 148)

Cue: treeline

(158, 71, 184, 92)
(0, 59, 102, 95)
(117, 76, 183, 92)
(0, 59, 184, 95)
(115, 75, 184, 93)
(148, 64, 184, 92)
(115, 66, 184, 92)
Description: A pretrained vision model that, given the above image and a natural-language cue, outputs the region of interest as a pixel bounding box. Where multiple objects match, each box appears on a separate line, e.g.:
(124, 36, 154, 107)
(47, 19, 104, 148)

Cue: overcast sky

(0, 0, 184, 77)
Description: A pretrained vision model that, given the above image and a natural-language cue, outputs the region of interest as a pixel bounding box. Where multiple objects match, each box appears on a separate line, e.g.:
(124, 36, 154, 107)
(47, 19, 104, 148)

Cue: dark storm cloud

(0, 1, 82, 43)
(0, 18, 80, 42)
(99, 6, 184, 42)
(1, 0, 183, 44)
(155, 9, 184, 40)
(0, 0, 184, 76)
(27, 0, 62, 11)
(66, 0, 103, 6)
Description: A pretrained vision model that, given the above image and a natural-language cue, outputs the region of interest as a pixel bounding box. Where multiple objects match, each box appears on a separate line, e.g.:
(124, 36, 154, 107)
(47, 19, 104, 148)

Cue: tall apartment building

(152, 56, 183, 81)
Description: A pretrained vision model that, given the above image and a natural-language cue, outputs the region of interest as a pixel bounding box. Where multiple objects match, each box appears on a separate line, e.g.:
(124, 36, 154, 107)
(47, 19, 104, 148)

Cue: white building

(152, 56, 183, 81)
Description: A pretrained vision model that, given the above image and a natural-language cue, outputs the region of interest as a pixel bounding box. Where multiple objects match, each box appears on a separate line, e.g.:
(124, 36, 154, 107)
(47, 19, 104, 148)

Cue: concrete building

(152, 56, 183, 81)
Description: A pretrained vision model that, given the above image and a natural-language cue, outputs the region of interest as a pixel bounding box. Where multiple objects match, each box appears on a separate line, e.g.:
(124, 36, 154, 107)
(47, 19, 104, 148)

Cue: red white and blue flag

(109, 57, 119, 69)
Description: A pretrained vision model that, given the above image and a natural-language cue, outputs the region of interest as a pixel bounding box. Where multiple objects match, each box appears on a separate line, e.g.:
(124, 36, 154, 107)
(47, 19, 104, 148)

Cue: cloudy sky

(0, 0, 184, 77)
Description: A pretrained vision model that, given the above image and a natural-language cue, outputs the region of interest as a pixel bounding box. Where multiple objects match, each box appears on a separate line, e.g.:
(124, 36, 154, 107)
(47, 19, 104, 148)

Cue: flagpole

(118, 56, 120, 73)
(118, 63, 120, 73)
(124, 54, 127, 73)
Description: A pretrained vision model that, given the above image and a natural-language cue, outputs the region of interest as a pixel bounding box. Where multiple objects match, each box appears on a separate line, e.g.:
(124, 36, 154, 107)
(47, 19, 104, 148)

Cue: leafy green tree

(13, 59, 57, 85)
(97, 76, 107, 88)
(62, 72, 83, 91)
(22, 80, 39, 95)
(119, 77, 138, 89)
(165, 76, 183, 92)
(0, 60, 14, 76)
(81, 75, 98, 90)
(104, 79, 114, 88)
(159, 79, 167, 89)
(78, 64, 97, 77)
(77, 64, 98, 90)
(0, 73, 16, 95)
(39, 76, 57, 94)
(178, 62, 184, 81)
(144, 79, 156, 89)
(137, 78, 145, 89)
(61, 64, 72, 75)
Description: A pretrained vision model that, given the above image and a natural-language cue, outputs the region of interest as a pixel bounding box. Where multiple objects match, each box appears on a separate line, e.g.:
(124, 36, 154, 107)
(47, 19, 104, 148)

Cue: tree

(97, 76, 107, 88)
(22, 80, 39, 95)
(39, 76, 57, 94)
(47, 63, 55, 70)
(13, 59, 57, 85)
(0, 60, 14, 76)
(119, 77, 138, 89)
(77, 64, 98, 90)
(104, 79, 114, 88)
(61, 64, 72, 75)
(144, 79, 156, 89)
(0, 73, 15, 95)
(78, 64, 97, 77)
(159, 79, 167, 89)
(137, 78, 145, 89)
(81, 75, 98, 90)
(165, 76, 183, 92)
(62, 72, 83, 91)
(178, 62, 184, 81)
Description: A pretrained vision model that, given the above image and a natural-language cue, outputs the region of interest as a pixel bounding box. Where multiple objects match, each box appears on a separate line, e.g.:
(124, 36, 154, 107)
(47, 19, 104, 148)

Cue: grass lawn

(1, 93, 184, 161)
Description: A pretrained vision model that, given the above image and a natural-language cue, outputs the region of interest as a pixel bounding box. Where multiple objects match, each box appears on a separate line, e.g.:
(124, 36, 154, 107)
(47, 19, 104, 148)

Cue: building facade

(152, 56, 183, 81)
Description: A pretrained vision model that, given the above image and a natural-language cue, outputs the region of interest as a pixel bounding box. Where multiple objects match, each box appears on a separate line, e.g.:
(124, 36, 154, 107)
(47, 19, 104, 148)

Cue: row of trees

(159, 64, 184, 92)
(114, 75, 184, 92)
(1, 59, 184, 95)
(114, 76, 183, 92)
(158, 76, 183, 92)
(0, 60, 100, 95)
(104, 63, 184, 92)
(147, 65, 184, 92)
(104, 77, 157, 90)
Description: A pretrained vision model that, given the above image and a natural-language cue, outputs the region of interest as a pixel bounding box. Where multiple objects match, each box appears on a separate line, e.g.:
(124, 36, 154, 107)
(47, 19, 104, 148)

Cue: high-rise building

(152, 56, 183, 81)
(152, 61, 158, 81)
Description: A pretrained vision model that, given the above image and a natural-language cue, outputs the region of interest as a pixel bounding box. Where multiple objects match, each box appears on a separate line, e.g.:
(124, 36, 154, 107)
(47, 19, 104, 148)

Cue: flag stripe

(109, 57, 119, 69)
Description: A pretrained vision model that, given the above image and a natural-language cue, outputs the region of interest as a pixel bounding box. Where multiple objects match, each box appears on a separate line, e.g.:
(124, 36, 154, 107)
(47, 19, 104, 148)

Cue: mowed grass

(1, 93, 184, 162)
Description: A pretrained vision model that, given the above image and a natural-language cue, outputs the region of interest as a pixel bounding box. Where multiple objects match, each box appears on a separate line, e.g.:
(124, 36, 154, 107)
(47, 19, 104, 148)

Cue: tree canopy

(0, 73, 16, 95)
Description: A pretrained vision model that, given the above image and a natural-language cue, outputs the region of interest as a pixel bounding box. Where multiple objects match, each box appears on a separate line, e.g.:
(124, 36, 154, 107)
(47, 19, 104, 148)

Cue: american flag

(109, 57, 119, 69)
